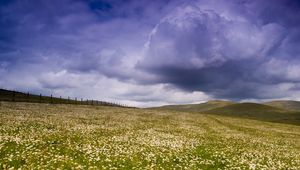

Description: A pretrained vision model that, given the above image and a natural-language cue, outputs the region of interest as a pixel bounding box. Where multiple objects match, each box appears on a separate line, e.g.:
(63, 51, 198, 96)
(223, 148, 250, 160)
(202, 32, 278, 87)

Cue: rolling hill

(205, 103, 300, 125)
(152, 100, 235, 112)
(264, 100, 300, 111)
(153, 101, 300, 125)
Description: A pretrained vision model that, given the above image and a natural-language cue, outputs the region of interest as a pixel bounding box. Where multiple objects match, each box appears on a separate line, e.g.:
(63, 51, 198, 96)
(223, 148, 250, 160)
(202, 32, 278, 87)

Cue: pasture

(0, 102, 299, 169)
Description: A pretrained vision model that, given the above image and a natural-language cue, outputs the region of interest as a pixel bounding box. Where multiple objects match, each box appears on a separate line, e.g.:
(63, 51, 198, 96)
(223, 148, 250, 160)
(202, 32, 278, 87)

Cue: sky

(1, 0, 300, 107)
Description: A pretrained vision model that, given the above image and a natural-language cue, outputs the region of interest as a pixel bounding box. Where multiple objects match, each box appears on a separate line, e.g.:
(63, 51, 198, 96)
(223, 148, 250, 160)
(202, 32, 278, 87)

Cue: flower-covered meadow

(0, 102, 299, 169)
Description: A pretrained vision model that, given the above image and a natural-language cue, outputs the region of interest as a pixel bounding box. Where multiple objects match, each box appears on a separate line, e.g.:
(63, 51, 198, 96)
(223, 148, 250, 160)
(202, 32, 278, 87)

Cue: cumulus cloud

(1, 0, 300, 106)
(137, 0, 300, 100)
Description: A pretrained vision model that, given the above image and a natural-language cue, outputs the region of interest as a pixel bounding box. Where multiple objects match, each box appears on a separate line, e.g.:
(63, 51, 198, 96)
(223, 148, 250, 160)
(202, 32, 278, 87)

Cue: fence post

(75, 97, 77, 105)
(12, 91, 15, 102)
(91, 100, 93, 105)
(27, 92, 29, 102)
(68, 97, 70, 104)
(81, 98, 83, 105)
(40, 94, 42, 103)
(51, 94, 53, 104)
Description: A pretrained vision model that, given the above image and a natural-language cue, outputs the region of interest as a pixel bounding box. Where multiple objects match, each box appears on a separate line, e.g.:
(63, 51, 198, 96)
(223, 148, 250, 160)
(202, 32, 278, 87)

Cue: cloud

(0, 68, 211, 107)
(137, 0, 300, 100)
(0, 0, 210, 107)
(1, 0, 300, 106)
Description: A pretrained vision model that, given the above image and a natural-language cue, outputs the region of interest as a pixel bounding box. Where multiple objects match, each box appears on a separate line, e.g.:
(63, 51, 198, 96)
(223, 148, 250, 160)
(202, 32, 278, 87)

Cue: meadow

(0, 102, 300, 169)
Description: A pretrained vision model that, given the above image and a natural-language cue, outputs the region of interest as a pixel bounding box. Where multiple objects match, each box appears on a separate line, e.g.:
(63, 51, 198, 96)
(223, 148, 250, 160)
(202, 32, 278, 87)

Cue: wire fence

(0, 88, 132, 108)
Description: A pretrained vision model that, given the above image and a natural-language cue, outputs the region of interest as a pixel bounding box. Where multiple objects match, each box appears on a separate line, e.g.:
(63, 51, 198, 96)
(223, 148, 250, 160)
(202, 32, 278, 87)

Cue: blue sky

(1, 0, 300, 107)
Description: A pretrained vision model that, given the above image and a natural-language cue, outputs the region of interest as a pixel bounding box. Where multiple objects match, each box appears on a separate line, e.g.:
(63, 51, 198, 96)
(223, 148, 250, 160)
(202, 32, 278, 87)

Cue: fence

(0, 88, 131, 108)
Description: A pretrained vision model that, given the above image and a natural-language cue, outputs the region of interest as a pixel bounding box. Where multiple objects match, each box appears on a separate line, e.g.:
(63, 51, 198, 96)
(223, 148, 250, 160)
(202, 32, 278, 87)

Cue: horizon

(1, 0, 300, 107)
(2, 87, 300, 109)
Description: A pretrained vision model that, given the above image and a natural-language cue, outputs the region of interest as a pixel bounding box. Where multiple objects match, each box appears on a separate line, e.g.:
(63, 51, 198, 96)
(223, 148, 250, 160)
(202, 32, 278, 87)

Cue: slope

(264, 100, 300, 111)
(205, 103, 300, 125)
(153, 100, 235, 112)
(0, 88, 122, 107)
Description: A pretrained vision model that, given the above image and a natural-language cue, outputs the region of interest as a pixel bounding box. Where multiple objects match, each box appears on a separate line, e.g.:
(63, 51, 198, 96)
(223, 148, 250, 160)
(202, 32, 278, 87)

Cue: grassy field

(153, 100, 235, 113)
(154, 101, 300, 126)
(264, 100, 300, 111)
(1, 102, 300, 169)
(205, 103, 300, 126)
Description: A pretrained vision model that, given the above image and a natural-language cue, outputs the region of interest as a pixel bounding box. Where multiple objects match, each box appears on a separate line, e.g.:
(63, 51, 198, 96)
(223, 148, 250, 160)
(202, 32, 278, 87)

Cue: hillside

(264, 100, 300, 111)
(0, 102, 299, 169)
(205, 103, 300, 125)
(0, 88, 123, 107)
(153, 100, 235, 112)
(153, 101, 300, 125)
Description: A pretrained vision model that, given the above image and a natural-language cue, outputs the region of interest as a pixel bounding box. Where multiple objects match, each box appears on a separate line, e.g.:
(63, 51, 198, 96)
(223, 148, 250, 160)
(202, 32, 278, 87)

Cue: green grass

(152, 100, 235, 112)
(205, 103, 300, 125)
(153, 101, 300, 126)
(264, 100, 300, 111)
(0, 102, 300, 169)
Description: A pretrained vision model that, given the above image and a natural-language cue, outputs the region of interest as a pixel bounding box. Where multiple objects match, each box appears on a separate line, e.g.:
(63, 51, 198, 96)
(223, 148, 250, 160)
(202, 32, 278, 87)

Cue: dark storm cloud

(1, 0, 300, 105)
(0, 0, 169, 75)
(0, 0, 182, 106)
(137, 0, 300, 100)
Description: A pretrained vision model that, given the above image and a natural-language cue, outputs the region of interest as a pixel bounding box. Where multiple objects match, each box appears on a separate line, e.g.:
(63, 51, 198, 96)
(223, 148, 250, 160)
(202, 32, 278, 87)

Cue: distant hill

(153, 101, 300, 125)
(152, 100, 235, 112)
(206, 102, 285, 115)
(205, 103, 300, 125)
(264, 100, 300, 111)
